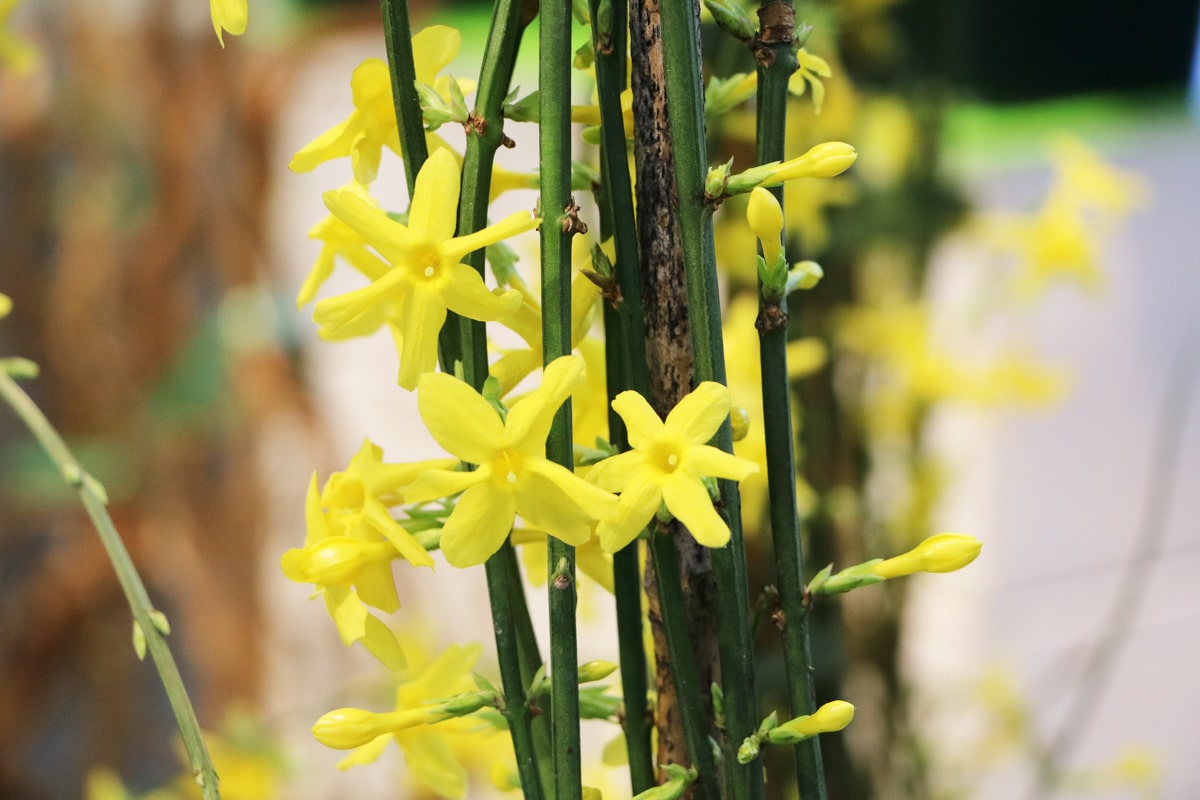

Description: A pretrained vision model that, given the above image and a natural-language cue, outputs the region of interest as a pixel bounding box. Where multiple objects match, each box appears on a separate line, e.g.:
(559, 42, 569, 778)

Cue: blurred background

(1, 0, 1197, 798)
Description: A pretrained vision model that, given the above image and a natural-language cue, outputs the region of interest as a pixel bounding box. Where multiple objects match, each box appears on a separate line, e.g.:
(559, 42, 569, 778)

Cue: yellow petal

(323, 189, 413, 265)
(596, 480, 662, 553)
(662, 474, 730, 548)
(363, 499, 435, 569)
(355, 561, 402, 613)
(290, 118, 358, 173)
(517, 459, 616, 545)
(585, 450, 645, 493)
(397, 731, 468, 798)
(747, 188, 783, 266)
(324, 585, 368, 644)
(411, 25, 463, 86)
(664, 381, 730, 444)
(440, 483, 516, 567)
(442, 264, 522, 321)
(397, 286, 447, 390)
(210, 0, 247, 47)
(312, 268, 406, 337)
(685, 444, 758, 482)
(611, 390, 665, 450)
(402, 467, 483, 505)
(335, 734, 392, 770)
(361, 614, 407, 671)
(304, 472, 329, 546)
(507, 354, 586, 454)
(442, 210, 540, 264)
(417, 372, 505, 463)
(408, 148, 461, 242)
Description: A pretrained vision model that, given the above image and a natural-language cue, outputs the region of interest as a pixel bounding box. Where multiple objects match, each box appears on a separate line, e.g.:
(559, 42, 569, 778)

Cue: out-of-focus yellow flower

(837, 300, 1066, 432)
(313, 148, 535, 389)
(403, 355, 619, 566)
(290, 27, 470, 183)
(788, 48, 833, 113)
(0, 292, 11, 319)
(331, 641, 503, 798)
(210, 0, 247, 48)
(587, 383, 758, 552)
(515, 527, 615, 593)
(855, 96, 917, 188)
(492, 269, 600, 396)
(869, 533, 981, 578)
(782, 176, 857, 255)
(571, 88, 635, 139)
(0, 0, 38, 73)
(1049, 134, 1147, 215)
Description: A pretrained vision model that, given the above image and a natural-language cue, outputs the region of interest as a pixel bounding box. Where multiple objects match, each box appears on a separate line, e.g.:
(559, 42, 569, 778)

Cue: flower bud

(786, 261, 824, 292)
(747, 187, 784, 267)
(766, 700, 855, 745)
(282, 537, 393, 585)
(737, 736, 761, 764)
(766, 142, 857, 184)
(578, 660, 618, 683)
(870, 533, 982, 579)
(730, 406, 751, 442)
(312, 708, 385, 750)
(705, 159, 733, 199)
(0, 293, 11, 319)
(703, 0, 757, 41)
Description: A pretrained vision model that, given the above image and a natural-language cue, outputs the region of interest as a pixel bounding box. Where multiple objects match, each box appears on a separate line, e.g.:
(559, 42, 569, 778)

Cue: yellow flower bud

(311, 708, 386, 750)
(767, 700, 855, 744)
(767, 142, 858, 183)
(747, 188, 784, 267)
(870, 533, 982, 579)
(312, 705, 447, 750)
(0, 293, 11, 320)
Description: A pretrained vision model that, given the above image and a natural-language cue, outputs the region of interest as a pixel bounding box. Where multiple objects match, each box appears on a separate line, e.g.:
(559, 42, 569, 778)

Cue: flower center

(650, 443, 682, 474)
(492, 450, 523, 487)
(411, 244, 442, 281)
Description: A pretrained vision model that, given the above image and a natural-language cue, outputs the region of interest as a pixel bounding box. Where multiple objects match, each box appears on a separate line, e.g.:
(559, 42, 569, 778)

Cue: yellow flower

(281, 442, 452, 668)
(766, 700, 855, 744)
(312, 148, 535, 390)
(403, 354, 619, 567)
(290, 26, 468, 183)
(587, 383, 759, 552)
(869, 533, 982, 579)
(788, 48, 833, 113)
(1, 0, 38, 73)
(210, 0, 248, 48)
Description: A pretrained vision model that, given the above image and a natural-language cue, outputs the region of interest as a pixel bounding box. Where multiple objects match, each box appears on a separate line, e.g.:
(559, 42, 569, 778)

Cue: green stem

(485, 553, 546, 800)
(648, 531, 721, 800)
(539, 1, 582, 796)
(754, 5, 826, 798)
(589, 0, 655, 788)
(452, 0, 528, 391)
(380, 0, 429, 198)
(658, 2, 763, 797)
(0, 370, 220, 800)
(444, 4, 548, 796)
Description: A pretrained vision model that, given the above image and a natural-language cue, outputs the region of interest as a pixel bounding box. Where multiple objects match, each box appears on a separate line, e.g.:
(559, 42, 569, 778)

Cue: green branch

(539, 0, 583, 796)
(380, 0, 429, 197)
(0, 369, 220, 800)
(753, 3, 826, 797)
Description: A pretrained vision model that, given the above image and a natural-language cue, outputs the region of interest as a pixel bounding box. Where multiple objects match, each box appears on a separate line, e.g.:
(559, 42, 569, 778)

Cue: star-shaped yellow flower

(312, 148, 536, 390)
(402, 355, 619, 567)
(289, 26, 470, 184)
(587, 383, 758, 552)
